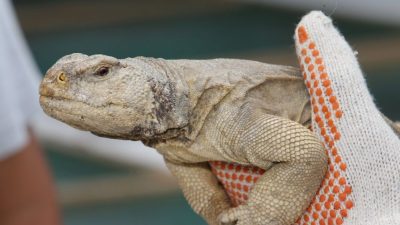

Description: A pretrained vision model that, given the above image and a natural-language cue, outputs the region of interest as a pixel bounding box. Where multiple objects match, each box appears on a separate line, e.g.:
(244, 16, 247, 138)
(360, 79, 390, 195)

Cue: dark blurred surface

(13, 0, 400, 224)
(63, 194, 205, 225)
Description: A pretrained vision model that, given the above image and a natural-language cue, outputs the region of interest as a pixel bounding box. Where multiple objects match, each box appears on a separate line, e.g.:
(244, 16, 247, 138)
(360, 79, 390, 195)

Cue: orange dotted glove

(211, 11, 400, 225)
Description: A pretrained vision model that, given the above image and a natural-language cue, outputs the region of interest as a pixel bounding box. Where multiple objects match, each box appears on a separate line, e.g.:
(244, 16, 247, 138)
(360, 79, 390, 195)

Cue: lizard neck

(137, 58, 235, 146)
(167, 59, 241, 141)
(121, 57, 191, 144)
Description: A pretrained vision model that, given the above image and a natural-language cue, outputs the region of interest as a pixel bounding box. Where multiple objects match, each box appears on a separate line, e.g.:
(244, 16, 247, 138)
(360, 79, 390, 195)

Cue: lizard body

(39, 54, 398, 225)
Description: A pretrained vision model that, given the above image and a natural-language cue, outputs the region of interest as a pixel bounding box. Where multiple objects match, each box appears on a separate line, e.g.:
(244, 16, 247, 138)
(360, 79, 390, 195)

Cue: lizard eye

(95, 66, 110, 76)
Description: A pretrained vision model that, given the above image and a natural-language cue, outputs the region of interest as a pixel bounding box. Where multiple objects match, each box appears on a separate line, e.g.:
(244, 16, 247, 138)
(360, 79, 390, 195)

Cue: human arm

(0, 129, 61, 225)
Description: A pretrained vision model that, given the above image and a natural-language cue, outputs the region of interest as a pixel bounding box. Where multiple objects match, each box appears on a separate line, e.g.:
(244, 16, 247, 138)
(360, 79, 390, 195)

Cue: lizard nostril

(57, 72, 67, 83)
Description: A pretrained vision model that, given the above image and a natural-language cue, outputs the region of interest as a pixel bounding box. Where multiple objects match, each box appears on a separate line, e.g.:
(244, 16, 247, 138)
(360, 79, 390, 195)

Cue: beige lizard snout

(39, 84, 55, 97)
(39, 70, 69, 98)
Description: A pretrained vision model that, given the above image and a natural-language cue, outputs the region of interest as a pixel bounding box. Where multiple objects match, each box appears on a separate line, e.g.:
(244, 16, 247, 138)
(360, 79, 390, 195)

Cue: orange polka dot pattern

(209, 161, 264, 207)
(294, 25, 354, 225)
(209, 25, 354, 225)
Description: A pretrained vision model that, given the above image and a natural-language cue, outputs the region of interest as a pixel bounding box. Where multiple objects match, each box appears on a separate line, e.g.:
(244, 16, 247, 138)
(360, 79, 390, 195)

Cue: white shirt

(0, 0, 41, 159)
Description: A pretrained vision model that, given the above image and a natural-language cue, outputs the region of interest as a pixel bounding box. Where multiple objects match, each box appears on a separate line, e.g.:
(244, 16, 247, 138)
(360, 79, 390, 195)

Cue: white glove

(294, 11, 400, 225)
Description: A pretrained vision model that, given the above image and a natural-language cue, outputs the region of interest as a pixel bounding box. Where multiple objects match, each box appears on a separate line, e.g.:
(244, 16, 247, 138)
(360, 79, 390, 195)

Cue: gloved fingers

(293, 11, 357, 225)
(293, 11, 400, 225)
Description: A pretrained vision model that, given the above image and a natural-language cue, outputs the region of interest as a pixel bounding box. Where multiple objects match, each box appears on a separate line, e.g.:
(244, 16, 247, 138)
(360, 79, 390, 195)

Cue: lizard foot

(217, 204, 282, 225)
(217, 205, 248, 225)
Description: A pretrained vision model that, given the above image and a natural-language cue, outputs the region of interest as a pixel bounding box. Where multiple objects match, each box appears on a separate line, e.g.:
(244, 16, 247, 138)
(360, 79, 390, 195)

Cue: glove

(294, 11, 400, 225)
(210, 11, 400, 225)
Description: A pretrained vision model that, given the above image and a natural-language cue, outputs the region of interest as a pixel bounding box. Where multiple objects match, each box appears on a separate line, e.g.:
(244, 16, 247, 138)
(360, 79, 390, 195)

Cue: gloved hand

(293, 11, 400, 225)
(211, 11, 400, 225)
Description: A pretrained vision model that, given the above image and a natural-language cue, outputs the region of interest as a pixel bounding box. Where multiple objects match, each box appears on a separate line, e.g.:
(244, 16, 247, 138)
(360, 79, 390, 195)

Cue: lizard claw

(217, 205, 248, 225)
(217, 204, 282, 225)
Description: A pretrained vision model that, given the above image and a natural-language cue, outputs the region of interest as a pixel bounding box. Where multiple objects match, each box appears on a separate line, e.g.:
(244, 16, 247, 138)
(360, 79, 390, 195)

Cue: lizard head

(39, 53, 189, 142)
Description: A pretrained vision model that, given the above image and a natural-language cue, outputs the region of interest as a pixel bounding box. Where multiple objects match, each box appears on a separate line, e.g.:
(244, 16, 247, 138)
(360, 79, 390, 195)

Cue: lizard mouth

(39, 95, 125, 111)
(40, 95, 83, 112)
(40, 95, 72, 103)
(40, 96, 115, 135)
(39, 95, 137, 136)
(39, 95, 94, 130)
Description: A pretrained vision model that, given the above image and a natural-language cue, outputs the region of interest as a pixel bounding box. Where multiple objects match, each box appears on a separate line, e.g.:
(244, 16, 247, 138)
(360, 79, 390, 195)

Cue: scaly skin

(39, 54, 398, 225)
(39, 54, 325, 225)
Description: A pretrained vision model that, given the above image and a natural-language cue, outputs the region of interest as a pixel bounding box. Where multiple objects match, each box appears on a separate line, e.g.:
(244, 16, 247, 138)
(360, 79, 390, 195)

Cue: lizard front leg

(165, 160, 232, 225)
(216, 109, 327, 225)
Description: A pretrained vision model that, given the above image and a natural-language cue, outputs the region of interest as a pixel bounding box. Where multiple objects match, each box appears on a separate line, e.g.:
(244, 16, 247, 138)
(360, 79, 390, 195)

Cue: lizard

(38, 53, 399, 225)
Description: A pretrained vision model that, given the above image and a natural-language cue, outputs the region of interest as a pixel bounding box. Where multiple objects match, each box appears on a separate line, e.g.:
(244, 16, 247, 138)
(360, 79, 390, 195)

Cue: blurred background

(9, 0, 400, 224)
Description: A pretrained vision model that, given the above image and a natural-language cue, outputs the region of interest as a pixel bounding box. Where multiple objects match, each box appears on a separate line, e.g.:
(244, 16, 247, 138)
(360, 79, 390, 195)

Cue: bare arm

(0, 129, 61, 225)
